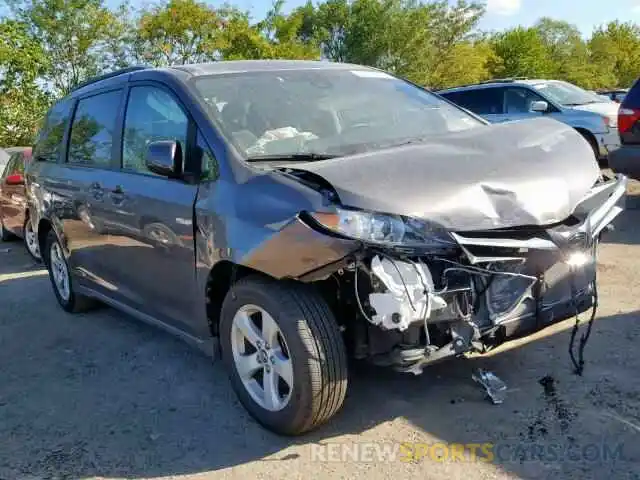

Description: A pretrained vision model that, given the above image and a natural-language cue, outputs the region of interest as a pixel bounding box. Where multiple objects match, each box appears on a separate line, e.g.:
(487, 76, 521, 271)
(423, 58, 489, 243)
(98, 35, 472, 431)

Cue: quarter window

(122, 86, 188, 174)
(442, 89, 504, 115)
(68, 90, 122, 167)
(33, 99, 73, 163)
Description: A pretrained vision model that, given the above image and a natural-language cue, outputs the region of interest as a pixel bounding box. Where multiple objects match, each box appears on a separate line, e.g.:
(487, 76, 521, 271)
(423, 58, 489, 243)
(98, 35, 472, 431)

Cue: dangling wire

(568, 263, 599, 376)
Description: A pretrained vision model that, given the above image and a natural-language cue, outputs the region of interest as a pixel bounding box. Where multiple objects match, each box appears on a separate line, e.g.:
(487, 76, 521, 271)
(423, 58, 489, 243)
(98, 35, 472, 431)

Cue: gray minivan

(27, 61, 626, 435)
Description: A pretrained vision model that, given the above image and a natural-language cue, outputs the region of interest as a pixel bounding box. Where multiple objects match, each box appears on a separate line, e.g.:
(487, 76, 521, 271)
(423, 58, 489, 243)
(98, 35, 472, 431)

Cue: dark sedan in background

(0, 146, 40, 260)
(610, 78, 640, 180)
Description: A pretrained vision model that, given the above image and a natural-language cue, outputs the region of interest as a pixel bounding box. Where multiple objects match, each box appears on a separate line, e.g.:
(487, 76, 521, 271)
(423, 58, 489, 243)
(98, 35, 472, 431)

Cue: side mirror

(145, 140, 182, 178)
(531, 101, 549, 113)
(5, 173, 24, 185)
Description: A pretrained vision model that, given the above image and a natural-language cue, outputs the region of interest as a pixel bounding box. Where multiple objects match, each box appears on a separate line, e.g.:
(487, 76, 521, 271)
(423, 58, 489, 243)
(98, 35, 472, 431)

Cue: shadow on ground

(0, 247, 638, 479)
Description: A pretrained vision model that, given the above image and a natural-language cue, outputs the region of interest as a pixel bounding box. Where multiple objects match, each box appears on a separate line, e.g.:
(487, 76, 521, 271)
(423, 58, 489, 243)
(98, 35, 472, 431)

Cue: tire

(219, 275, 348, 435)
(578, 130, 603, 165)
(23, 216, 41, 261)
(0, 219, 14, 241)
(44, 230, 96, 313)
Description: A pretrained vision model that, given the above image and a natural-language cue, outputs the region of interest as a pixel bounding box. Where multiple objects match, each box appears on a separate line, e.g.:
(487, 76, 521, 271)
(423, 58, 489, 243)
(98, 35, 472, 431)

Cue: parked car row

(2, 62, 628, 436)
(437, 78, 621, 163)
(0, 146, 41, 259)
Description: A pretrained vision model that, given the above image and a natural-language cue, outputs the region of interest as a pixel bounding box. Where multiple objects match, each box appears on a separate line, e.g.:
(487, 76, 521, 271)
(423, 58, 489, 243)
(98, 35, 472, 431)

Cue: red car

(0, 146, 40, 260)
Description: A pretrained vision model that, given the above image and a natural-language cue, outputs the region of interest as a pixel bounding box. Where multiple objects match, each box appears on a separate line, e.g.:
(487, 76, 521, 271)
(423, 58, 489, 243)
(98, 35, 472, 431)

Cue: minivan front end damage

(295, 173, 627, 375)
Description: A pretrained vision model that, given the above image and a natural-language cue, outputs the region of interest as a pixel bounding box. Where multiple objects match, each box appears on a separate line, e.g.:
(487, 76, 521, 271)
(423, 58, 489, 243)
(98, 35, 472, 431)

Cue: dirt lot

(1, 187, 639, 480)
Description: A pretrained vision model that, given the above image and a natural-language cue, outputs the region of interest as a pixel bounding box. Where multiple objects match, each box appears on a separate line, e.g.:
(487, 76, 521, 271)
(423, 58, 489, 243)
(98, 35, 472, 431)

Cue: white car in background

(438, 79, 620, 163)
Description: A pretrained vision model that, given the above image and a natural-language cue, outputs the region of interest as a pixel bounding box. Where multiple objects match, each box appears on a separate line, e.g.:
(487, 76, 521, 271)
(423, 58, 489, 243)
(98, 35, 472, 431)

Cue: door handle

(109, 185, 126, 203)
(88, 182, 104, 199)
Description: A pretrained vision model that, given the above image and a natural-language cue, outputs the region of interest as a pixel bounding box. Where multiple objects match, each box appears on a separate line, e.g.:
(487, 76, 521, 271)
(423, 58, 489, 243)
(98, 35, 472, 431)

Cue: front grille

(567, 231, 589, 251)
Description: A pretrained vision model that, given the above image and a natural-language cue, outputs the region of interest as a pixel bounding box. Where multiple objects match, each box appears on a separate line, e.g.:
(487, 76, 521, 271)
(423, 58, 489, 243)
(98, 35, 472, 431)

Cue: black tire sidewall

(219, 280, 318, 434)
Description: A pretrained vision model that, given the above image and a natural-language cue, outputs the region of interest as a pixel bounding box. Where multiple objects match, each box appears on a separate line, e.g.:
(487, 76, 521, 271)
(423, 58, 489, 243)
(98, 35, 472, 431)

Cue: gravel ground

(1, 186, 639, 480)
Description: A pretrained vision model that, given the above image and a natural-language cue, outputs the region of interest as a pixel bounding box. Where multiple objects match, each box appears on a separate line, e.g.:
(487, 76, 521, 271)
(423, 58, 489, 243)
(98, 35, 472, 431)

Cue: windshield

(533, 81, 605, 107)
(192, 68, 484, 159)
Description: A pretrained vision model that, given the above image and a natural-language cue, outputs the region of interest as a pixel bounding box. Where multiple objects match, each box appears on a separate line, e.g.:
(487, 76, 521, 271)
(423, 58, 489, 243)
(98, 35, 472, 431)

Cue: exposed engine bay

(238, 118, 628, 376)
(284, 169, 627, 376)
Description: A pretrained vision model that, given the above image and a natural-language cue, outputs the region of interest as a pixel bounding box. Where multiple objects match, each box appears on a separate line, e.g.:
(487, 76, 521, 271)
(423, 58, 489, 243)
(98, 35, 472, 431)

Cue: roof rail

(70, 66, 150, 93)
(479, 77, 529, 84)
(438, 77, 530, 91)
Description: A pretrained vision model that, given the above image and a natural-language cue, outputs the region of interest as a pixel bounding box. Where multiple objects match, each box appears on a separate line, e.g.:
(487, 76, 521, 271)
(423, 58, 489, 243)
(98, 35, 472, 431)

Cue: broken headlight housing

(310, 208, 456, 248)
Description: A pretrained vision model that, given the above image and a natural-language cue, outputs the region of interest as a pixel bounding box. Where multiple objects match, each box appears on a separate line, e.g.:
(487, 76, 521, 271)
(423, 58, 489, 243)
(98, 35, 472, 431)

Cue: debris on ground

(472, 369, 508, 404)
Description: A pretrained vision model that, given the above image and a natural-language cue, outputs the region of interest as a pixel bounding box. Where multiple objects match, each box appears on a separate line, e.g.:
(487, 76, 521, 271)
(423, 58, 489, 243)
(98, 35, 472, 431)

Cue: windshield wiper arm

(246, 152, 339, 162)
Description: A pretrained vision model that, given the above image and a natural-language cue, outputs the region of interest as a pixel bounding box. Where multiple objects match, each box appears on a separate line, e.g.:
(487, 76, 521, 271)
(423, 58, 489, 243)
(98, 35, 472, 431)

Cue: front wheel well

(574, 128, 600, 157)
(205, 261, 271, 337)
(37, 219, 53, 262)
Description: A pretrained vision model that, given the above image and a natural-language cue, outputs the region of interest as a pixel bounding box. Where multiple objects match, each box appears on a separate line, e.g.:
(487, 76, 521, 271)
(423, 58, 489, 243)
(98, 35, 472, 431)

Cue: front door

(97, 83, 202, 337)
(60, 88, 124, 291)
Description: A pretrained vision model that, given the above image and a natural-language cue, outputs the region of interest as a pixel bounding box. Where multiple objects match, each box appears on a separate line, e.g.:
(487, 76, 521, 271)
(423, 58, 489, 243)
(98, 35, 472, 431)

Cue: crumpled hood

(291, 117, 600, 231)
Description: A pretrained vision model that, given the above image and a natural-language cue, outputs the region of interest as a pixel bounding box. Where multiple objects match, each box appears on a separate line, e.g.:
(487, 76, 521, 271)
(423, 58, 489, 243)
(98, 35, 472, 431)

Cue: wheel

(44, 230, 96, 313)
(219, 275, 348, 435)
(143, 222, 180, 248)
(0, 219, 14, 241)
(23, 216, 41, 261)
(578, 130, 602, 164)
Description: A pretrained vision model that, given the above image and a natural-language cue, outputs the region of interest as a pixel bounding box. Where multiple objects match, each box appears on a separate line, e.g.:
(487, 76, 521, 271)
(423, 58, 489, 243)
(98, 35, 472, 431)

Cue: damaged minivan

(28, 61, 627, 435)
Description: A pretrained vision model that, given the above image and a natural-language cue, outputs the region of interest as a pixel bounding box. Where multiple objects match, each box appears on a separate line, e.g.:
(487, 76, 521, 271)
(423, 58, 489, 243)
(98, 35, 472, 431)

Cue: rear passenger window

(443, 89, 504, 115)
(68, 90, 122, 167)
(122, 86, 188, 174)
(33, 100, 73, 163)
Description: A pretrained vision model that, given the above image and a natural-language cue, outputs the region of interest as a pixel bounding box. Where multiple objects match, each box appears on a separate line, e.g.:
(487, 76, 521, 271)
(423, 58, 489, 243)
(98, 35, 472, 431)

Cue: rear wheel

(23, 216, 41, 261)
(219, 276, 348, 435)
(44, 230, 96, 313)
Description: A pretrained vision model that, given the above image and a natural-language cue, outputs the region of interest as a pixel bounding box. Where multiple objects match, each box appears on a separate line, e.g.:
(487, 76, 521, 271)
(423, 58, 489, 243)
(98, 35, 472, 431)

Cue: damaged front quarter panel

(231, 118, 627, 378)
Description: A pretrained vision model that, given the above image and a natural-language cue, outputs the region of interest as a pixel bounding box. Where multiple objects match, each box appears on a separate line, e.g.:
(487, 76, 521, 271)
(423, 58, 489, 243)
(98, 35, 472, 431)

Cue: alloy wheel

(24, 221, 40, 259)
(230, 304, 293, 412)
(49, 241, 70, 301)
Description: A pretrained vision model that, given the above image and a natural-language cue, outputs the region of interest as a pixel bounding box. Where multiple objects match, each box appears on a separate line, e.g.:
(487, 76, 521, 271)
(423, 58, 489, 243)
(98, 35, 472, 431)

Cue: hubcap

(231, 304, 293, 412)
(50, 241, 70, 301)
(25, 222, 40, 258)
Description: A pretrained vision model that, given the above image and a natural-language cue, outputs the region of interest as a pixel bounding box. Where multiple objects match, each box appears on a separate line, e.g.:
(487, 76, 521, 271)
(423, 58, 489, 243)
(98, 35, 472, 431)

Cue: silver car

(438, 79, 620, 161)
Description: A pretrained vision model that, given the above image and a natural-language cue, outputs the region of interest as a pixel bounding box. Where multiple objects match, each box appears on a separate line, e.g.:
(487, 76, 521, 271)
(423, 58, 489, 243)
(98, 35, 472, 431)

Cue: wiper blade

(246, 152, 339, 162)
(565, 101, 597, 106)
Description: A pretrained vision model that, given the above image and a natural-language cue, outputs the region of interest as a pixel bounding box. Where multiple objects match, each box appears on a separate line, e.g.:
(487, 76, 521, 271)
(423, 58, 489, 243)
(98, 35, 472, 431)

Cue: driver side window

(504, 87, 548, 114)
(122, 86, 188, 175)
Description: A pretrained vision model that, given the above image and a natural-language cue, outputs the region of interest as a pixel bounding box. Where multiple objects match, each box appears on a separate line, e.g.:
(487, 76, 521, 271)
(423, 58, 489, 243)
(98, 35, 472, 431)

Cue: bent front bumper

(393, 174, 627, 372)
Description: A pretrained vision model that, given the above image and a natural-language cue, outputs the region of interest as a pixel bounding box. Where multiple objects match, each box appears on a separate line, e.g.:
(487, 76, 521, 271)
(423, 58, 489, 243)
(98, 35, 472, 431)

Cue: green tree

(534, 18, 598, 88)
(8, 0, 127, 95)
(134, 0, 224, 65)
(0, 19, 49, 146)
(489, 26, 555, 78)
(590, 21, 640, 87)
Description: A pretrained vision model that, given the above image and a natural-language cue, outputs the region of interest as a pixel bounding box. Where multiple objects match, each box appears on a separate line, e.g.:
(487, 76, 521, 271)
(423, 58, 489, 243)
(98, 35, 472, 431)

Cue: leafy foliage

(1, 0, 639, 147)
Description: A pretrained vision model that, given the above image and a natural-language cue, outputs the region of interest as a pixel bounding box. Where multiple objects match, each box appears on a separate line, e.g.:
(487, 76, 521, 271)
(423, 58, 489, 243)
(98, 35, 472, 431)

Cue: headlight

(310, 208, 456, 248)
